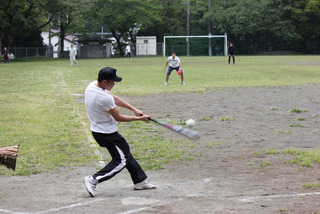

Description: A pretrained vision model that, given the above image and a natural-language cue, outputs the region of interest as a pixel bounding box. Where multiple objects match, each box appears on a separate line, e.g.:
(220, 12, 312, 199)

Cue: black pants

(4, 57, 9, 63)
(91, 131, 147, 184)
(228, 55, 235, 64)
(126, 52, 131, 59)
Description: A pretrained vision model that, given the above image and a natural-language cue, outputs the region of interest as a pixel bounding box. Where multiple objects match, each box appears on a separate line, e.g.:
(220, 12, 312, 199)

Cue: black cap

(98, 67, 122, 82)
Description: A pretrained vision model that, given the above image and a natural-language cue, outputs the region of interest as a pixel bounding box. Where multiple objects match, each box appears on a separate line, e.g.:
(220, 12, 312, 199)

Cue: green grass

(1, 55, 320, 175)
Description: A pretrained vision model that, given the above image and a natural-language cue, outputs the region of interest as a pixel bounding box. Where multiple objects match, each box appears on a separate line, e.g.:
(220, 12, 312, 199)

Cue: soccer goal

(163, 34, 228, 57)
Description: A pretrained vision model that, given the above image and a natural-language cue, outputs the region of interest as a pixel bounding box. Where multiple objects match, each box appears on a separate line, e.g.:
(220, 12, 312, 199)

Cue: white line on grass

(238, 192, 320, 202)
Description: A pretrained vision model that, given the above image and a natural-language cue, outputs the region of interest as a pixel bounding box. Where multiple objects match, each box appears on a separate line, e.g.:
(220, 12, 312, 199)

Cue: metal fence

(9, 47, 53, 58)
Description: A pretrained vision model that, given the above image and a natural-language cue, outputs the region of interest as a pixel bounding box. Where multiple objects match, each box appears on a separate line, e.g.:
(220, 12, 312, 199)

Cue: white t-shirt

(69, 48, 77, 56)
(167, 56, 180, 68)
(85, 81, 118, 134)
(126, 45, 131, 53)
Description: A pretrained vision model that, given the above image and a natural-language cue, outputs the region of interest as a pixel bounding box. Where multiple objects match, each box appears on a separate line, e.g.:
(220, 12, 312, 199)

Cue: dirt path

(1, 84, 320, 214)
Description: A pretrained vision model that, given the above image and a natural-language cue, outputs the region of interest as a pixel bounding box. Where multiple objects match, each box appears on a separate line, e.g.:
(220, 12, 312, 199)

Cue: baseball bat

(149, 118, 200, 140)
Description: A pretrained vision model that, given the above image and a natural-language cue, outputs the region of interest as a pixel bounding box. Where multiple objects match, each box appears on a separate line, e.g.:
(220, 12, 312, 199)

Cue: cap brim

(113, 76, 122, 82)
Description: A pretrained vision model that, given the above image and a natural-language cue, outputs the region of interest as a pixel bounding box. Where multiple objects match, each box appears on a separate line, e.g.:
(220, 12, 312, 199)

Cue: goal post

(163, 34, 228, 57)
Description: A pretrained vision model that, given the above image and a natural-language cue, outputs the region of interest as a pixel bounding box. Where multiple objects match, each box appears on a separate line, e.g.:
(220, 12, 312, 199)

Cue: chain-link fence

(9, 47, 54, 58)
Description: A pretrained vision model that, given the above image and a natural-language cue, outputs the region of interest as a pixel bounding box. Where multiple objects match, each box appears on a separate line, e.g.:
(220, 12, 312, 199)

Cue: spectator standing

(3, 47, 10, 63)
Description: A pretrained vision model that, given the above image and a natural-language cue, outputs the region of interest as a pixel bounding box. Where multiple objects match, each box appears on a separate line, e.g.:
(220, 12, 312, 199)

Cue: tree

(0, 0, 50, 52)
(137, 0, 189, 42)
(207, 0, 295, 54)
(93, 0, 161, 56)
(291, 0, 320, 53)
(47, 0, 93, 57)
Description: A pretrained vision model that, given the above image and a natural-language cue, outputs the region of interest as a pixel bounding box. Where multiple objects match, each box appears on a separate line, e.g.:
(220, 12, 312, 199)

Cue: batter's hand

(133, 108, 144, 117)
(139, 115, 151, 122)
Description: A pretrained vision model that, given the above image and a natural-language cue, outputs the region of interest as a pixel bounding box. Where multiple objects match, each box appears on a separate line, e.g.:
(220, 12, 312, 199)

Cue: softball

(186, 119, 195, 127)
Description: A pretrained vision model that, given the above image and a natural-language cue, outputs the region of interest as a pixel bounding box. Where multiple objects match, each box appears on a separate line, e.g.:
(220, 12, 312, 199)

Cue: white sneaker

(165, 82, 168, 85)
(83, 176, 98, 197)
(181, 81, 186, 85)
(134, 180, 156, 190)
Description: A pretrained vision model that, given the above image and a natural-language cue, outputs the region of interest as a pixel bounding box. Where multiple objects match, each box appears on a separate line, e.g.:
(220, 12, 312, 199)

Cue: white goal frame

(163, 34, 228, 57)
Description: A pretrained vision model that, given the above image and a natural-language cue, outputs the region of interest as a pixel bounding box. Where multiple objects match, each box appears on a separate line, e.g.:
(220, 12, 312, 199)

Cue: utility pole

(181, 0, 190, 56)
(48, 14, 52, 58)
(208, 0, 212, 56)
(187, 0, 190, 56)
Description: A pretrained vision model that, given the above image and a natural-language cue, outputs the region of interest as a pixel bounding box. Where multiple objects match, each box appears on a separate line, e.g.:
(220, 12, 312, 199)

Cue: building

(41, 29, 77, 58)
(136, 36, 157, 56)
(77, 38, 113, 58)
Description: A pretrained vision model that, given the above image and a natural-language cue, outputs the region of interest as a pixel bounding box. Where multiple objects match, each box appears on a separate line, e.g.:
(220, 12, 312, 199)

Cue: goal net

(163, 35, 227, 57)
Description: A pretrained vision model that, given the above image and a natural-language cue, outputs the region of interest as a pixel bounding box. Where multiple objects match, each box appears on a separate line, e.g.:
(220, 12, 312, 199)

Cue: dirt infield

(1, 83, 320, 214)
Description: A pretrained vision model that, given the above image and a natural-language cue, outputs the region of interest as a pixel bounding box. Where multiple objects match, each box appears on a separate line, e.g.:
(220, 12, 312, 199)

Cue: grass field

(0, 55, 319, 176)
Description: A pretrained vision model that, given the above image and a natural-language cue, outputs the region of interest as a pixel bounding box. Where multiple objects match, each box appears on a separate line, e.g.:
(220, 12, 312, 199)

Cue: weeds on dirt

(297, 118, 306, 121)
(290, 123, 305, 128)
(270, 107, 280, 111)
(259, 162, 272, 168)
(221, 117, 235, 121)
(302, 183, 320, 190)
(291, 108, 308, 113)
(199, 116, 214, 121)
(207, 142, 222, 148)
(283, 148, 320, 168)
(279, 208, 288, 212)
(263, 148, 280, 155)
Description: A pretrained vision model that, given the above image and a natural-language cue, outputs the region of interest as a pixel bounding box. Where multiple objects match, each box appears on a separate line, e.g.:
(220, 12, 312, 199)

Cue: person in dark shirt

(228, 43, 235, 64)
(3, 47, 10, 63)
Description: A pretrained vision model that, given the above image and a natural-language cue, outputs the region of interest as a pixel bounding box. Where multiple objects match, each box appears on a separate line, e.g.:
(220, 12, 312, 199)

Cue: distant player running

(163, 51, 185, 85)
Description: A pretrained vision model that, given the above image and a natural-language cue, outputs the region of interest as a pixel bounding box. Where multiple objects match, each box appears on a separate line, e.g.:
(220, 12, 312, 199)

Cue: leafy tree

(137, 0, 189, 42)
(291, 0, 320, 53)
(0, 0, 50, 52)
(208, 0, 295, 54)
(93, 0, 161, 55)
(47, 0, 93, 57)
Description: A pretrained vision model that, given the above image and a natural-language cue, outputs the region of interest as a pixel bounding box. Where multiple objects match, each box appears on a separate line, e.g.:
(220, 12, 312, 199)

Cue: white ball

(186, 119, 195, 127)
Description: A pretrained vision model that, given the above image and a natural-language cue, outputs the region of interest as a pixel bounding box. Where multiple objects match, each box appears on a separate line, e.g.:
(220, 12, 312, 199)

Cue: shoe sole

(134, 186, 156, 190)
(83, 177, 95, 197)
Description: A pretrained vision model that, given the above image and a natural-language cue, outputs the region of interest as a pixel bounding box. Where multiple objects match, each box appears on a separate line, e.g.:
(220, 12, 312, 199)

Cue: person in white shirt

(125, 43, 131, 60)
(69, 44, 77, 66)
(83, 67, 156, 197)
(163, 51, 185, 85)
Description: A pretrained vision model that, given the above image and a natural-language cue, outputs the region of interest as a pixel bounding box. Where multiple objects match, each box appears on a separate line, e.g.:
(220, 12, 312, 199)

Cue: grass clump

(290, 123, 305, 128)
(221, 117, 235, 121)
(302, 183, 320, 190)
(283, 148, 320, 168)
(270, 107, 280, 111)
(263, 148, 280, 155)
(291, 108, 308, 113)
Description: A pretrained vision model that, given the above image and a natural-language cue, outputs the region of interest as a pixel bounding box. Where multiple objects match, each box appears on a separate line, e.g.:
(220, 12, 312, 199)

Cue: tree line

(1, 0, 319, 56)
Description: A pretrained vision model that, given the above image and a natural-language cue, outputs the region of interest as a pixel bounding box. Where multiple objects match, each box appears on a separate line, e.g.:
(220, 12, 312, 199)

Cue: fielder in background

(228, 43, 235, 64)
(83, 67, 156, 197)
(125, 43, 131, 60)
(163, 51, 186, 85)
(69, 44, 77, 66)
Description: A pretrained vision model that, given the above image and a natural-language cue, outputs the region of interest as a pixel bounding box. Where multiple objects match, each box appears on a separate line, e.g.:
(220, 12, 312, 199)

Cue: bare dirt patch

(1, 84, 320, 214)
